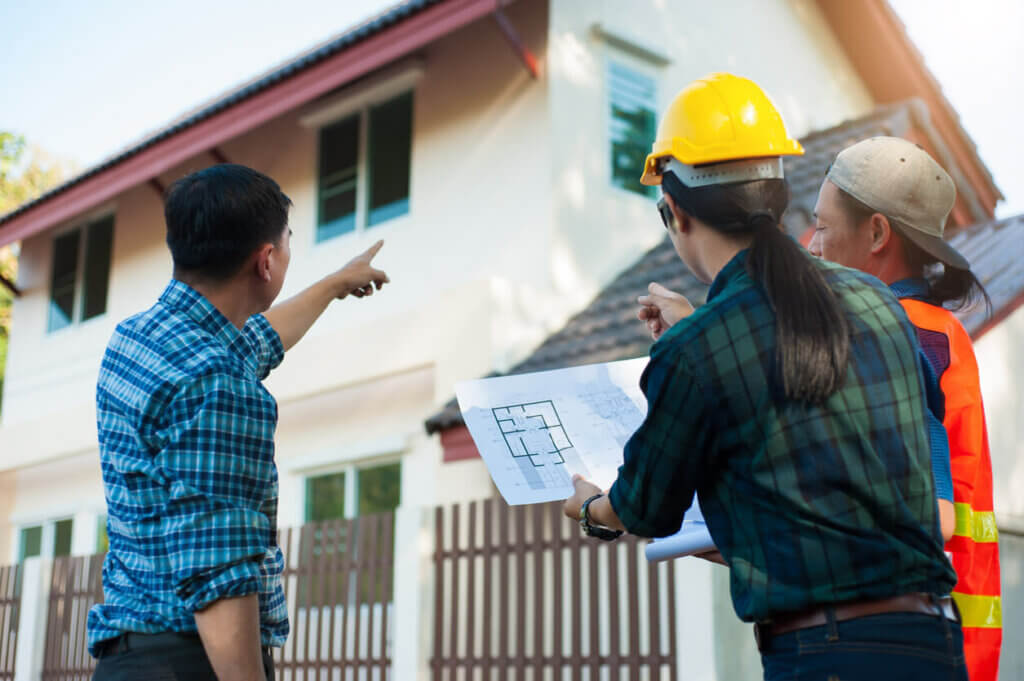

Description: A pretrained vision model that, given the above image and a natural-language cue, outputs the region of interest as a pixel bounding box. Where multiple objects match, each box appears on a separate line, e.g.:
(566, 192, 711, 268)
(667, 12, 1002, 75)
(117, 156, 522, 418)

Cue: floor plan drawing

(492, 401, 573, 467)
(456, 357, 649, 504)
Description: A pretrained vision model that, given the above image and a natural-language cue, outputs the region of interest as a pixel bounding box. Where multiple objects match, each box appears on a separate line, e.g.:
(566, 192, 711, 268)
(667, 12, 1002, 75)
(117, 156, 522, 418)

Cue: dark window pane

(48, 230, 80, 332)
(19, 525, 42, 561)
(82, 217, 114, 320)
(357, 463, 401, 516)
(320, 115, 359, 179)
(318, 189, 357, 242)
(609, 62, 657, 197)
(54, 518, 73, 556)
(307, 471, 346, 522)
(318, 115, 360, 241)
(367, 92, 412, 226)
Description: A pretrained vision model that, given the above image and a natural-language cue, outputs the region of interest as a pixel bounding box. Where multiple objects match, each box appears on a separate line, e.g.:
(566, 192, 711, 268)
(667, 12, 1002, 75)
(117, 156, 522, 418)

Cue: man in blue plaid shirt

(89, 164, 389, 681)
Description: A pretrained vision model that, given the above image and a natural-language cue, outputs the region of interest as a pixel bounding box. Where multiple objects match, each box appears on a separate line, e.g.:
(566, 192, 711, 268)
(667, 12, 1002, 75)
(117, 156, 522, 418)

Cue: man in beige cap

(809, 136, 1001, 681)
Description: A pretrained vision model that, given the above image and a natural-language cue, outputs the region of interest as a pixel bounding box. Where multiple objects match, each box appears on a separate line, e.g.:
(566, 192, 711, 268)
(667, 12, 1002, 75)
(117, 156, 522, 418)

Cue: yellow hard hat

(640, 73, 804, 186)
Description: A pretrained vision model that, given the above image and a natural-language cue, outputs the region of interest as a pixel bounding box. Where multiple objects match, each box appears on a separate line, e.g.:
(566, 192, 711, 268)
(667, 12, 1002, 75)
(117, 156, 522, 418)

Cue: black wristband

(579, 493, 623, 542)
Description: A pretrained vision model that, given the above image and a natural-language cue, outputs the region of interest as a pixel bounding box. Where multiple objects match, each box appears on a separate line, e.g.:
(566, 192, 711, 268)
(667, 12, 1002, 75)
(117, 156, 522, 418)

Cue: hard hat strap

(662, 157, 784, 188)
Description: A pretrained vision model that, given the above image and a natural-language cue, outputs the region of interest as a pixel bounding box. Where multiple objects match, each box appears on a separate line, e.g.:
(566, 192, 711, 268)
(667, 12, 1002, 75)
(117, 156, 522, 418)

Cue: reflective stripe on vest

(953, 592, 1003, 628)
(954, 502, 998, 543)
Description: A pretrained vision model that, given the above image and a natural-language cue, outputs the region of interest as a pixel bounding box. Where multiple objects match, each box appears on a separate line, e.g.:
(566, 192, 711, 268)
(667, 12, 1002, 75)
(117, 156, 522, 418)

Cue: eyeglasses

(657, 197, 676, 231)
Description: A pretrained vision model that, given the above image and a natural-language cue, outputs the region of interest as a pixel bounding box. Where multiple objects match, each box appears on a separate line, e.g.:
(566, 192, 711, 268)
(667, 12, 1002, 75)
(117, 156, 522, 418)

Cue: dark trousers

(760, 612, 967, 681)
(92, 632, 275, 681)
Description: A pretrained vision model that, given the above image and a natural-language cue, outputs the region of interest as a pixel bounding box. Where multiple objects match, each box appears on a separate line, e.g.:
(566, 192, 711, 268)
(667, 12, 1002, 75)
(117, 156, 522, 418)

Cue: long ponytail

(663, 171, 850, 403)
(745, 215, 851, 402)
(898, 233, 992, 315)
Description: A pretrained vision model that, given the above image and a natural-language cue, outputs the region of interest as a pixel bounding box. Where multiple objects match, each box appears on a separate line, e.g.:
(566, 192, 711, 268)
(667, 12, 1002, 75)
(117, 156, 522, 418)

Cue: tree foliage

(0, 132, 69, 416)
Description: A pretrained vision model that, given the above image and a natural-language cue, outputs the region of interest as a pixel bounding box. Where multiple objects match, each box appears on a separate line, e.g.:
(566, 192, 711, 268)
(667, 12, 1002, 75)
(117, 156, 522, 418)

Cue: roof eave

(0, 0, 500, 248)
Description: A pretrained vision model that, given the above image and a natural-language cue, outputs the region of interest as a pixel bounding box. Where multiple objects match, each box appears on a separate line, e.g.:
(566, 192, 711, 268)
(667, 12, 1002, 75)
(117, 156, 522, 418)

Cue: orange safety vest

(900, 296, 1001, 681)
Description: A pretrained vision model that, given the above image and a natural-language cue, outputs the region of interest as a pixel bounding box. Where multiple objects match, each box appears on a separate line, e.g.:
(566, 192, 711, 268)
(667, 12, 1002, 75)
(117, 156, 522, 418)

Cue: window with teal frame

(608, 61, 657, 197)
(316, 91, 413, 242)
(47, 215, 114, 332)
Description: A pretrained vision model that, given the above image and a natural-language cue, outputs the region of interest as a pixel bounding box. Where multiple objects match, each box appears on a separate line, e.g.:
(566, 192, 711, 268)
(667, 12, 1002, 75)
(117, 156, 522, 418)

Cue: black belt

(96, 631, 272, 659)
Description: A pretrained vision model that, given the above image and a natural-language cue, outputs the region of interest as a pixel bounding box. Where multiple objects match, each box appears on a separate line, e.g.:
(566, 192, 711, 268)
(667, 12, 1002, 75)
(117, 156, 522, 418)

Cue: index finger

(361, 239, 384, 261)
(648, 282, 677, 298)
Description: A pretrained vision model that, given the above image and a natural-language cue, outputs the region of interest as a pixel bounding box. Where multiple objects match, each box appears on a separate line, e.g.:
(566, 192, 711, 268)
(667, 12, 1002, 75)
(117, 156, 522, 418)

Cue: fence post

(13, 557, 51, 681)
(391, 503, 433, 680)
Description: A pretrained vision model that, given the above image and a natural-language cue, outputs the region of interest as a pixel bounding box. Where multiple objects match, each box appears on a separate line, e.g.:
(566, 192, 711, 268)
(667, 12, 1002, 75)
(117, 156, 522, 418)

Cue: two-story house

(0, 0, 1013, 678)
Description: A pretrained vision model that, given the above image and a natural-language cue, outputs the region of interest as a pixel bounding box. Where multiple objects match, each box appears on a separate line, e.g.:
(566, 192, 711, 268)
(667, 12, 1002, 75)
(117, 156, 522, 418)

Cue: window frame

(46, 211, 115, 333)
(303, 61, 422, 245)
(15, 515, 74, 562)
(303, 457, 403, 523)
(604, 54, 660, 200)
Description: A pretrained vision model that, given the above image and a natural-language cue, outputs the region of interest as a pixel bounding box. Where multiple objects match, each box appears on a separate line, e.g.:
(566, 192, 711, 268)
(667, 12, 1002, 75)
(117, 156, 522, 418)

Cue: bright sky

(2, 0, 1021, 217)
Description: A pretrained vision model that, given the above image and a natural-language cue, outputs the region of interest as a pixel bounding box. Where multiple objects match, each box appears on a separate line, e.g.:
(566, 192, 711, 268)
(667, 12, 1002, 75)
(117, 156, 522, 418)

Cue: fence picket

(429, 501, 677, 681)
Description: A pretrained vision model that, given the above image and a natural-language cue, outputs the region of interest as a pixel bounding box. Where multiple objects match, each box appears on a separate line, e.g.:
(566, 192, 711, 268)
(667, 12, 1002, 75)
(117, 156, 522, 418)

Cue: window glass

(357, 462, 401, 516)
(48, 230, 80, 332)
(608, 61, 657, 197)
(318, 115, 360, 242)
(81, 217, 114, 321)
(54, 518, 73, 556)
(19, 525, 42, 561)
(367, 92, 413, 226)
(306, 471, 347, 522)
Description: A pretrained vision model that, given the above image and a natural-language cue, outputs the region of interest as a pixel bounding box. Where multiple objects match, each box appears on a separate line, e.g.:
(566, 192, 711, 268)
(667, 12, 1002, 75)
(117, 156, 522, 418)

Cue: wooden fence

(42, 553, 103, 681)
(0, 564, 21, 681)
(37, 513, 395, 681)
(431, 499, 677, 681)
(275, 512, 395, 680)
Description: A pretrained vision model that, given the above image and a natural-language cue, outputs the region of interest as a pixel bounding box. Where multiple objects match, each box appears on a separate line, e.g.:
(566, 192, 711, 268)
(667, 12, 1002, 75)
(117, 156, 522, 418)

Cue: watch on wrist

(579, 493, 623, 541)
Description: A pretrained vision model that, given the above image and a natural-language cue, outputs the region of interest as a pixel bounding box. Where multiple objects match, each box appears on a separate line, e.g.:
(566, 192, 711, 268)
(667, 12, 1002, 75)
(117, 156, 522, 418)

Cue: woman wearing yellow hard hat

(563, 73, 965, 680)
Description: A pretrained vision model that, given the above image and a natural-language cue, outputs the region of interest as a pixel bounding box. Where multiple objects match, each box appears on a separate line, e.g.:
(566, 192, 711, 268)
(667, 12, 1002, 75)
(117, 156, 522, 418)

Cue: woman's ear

(663, 193, 690, 234)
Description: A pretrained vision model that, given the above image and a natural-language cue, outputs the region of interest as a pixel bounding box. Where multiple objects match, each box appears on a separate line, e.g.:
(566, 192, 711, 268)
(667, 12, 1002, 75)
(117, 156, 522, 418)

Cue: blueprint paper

(645, 498, 717, 561)
(455, 358, 649, 505)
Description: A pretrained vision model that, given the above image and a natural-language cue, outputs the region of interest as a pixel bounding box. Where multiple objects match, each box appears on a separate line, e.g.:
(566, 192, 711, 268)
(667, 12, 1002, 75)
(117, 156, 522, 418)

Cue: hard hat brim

(641, 137, 804, 186)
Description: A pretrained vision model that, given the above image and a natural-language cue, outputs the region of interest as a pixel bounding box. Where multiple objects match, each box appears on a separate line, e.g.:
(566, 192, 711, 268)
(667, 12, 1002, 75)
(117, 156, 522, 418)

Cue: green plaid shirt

(609, 250, 957, 621)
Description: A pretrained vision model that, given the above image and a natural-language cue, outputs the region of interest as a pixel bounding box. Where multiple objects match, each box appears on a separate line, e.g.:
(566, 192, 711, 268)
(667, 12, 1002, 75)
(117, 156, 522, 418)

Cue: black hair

(663, 170, 851, 403)
(835, 187, 991, 315)
(164, 164, 293, 281)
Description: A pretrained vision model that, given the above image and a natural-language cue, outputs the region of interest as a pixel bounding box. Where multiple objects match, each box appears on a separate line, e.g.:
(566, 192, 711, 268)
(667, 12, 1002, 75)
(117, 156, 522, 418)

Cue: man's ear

(254, 243, 274, 282)
(868, 213, 893, 254)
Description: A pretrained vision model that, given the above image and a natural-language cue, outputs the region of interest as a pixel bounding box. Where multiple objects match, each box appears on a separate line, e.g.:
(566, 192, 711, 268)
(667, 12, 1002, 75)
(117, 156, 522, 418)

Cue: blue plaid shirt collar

(159, 279, 252, 360)
(889, 277, 931, 302)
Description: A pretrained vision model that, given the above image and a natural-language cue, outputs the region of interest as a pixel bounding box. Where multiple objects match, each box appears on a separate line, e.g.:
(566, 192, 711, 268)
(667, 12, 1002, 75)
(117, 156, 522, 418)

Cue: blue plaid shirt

(88, 280, 289, 656)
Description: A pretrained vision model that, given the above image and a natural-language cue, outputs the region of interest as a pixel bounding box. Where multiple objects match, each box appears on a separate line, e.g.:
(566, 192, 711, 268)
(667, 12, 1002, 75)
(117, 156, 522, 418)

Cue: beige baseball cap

(827, 136, 969, 270)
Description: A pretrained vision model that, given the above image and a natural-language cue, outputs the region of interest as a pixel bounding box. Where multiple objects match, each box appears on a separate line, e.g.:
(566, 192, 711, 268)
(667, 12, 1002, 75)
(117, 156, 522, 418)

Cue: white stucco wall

(975, 304, 1024, 532)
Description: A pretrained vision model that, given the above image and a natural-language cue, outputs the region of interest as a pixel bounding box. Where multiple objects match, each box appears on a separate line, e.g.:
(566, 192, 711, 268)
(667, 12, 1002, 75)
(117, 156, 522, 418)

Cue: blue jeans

(761, 612, 967, 681)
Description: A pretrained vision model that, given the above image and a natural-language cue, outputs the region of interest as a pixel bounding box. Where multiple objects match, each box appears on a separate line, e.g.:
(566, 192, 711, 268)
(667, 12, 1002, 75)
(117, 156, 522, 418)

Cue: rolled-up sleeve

(609, 345, 711, 538)
(159, 371, 275, 612)
(242, 314, 285, 380)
